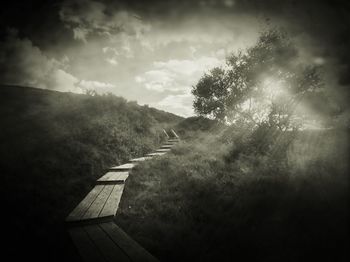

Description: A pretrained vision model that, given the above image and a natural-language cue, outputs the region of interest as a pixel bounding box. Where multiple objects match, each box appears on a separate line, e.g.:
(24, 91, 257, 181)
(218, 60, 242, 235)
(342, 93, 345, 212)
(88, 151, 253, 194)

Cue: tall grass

(116, 121, 349, 262)
(0, 85, 182, 261)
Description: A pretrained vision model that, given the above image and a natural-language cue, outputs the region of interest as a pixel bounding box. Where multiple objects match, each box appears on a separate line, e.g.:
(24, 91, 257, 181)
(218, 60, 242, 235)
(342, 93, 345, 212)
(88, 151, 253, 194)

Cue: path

(66, 132, 180, 262)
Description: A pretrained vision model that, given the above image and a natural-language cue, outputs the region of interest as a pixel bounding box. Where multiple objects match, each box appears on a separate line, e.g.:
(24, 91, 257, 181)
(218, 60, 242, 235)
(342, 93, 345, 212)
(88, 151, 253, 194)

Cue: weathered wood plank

(84, 224, 131, 262)
(162, 129, 170, 138)
(146, 152, 166, 157)
(69, 227, 107, 262)
(83, 185, 114, 220)
(100, 222, 159, 262)
(160, 145, 173, 149)
(109, 163, 137, 171)
(99, 184, 124, 218)
(155, 149, 171, 152)
(163, 142, 175, 146)
(97, 172, 129, 184)
(130, 157, 152, 162)
(171, 129, 179, 138)
(66, 185, 104, 222)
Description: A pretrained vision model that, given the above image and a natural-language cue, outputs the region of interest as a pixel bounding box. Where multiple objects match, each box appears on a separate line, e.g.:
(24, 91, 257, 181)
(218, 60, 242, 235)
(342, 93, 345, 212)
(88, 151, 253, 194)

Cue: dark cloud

(0, 29, 82, 92)
(0, 0, 349, 116)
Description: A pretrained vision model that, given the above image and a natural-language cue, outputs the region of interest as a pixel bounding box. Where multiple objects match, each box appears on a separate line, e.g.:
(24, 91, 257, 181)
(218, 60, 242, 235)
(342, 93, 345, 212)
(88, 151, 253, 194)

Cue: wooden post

(170, 129, 179, 139)
(163, 129, 170, 138)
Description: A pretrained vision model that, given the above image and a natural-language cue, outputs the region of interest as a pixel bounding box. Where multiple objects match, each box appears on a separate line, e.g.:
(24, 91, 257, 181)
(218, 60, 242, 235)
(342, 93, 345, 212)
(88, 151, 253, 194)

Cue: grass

(0, 85, 182, 261)
(116, 125, 349, 262)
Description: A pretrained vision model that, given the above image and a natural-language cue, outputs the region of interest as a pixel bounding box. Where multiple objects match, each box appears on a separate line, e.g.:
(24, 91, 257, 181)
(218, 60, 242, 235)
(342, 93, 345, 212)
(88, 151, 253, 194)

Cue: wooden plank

(83, 185, 114, 220)
(69, 227, 107, 262)
(100, 222, 159, 262)
(99, 184, 124, 217)
(163, 142, 175, 145)
(109, 163, 137, 171)
(146, 152, 166, 157)
(97, 172, 129, 184)
(130, 157, 152, 162)
(168, 139, 179, 142)
(160, 145, 173, 149)
(162, 129, 169, 138)
(155, 149, 170, 152)
(66, 185, 104, 222)
(84, 224, 131, 262)
(171, 129, 179, 138)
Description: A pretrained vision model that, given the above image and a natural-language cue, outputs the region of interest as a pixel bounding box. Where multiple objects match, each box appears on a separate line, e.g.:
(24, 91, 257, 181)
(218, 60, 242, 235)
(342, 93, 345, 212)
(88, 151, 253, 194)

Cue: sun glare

(262, 77, 288, 99)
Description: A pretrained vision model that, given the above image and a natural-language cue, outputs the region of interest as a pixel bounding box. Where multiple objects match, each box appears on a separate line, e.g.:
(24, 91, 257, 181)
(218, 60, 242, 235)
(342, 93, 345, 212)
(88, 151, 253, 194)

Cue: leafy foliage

(192, 30, 323, 130)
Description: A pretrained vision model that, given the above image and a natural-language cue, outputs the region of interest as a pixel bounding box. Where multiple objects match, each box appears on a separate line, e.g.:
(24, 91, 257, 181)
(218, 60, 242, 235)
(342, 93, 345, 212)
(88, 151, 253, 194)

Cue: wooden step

(160, 145, 173, 149)
(99, 222, 159, 262)
(146, 152, 166, 157)
(163, 142, 176, 146)
(167, 139, 179, 142)
(69, 222, 159, 262)
(69, 224, 131, 262)
(129, 157, 152, 162)
(109, 163, 137, 171)
(97, 172, 129, 184)
(66, 184, 124, 224)
(155, 149, 170, 152)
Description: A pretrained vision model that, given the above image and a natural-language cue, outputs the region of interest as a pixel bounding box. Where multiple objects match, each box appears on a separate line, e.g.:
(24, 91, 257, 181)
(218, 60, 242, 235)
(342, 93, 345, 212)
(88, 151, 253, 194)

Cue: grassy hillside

(116, 119, 349, 262)
(0, 85, 182, 262)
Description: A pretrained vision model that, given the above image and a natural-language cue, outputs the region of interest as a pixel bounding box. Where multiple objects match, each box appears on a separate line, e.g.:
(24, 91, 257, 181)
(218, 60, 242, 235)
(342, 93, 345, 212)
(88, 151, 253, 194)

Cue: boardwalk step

(155, 149, 171, 152)
(69, 224, 131, 262)
(163, 142, 176, 146)
(130, 157, 152, 162)
(69, 226, 107, 262)
(160, 145, 173, 149)
(69, 222, 159, 262)
(67, 132, 179, 262)
(100, 222, 159, 262)
(146, 152, 166, 157)
(109, 163, 137, 171)
(97, 172, 129, 184)
(66, 184, 124, 224)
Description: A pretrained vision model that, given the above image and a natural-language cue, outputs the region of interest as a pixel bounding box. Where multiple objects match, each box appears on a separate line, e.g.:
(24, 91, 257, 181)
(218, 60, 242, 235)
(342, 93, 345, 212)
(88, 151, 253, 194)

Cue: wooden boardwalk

(66, 136, 180, 261)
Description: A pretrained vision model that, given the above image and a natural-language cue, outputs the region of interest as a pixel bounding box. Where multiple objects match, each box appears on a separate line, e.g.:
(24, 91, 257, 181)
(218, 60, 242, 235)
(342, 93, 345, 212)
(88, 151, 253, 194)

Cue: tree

(192, 30, 323, 131)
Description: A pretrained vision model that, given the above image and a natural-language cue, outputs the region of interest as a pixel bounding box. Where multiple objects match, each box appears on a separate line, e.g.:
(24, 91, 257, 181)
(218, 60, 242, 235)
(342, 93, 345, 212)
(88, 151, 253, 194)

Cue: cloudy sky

(1, 0, 349, 117)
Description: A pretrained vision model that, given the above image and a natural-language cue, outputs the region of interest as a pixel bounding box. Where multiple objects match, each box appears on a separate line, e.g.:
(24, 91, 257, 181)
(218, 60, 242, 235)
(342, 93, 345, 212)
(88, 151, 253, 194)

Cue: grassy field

(1, 85, 348, 261)
(0, 85, 182, 261)
(116, 122, 349, 262)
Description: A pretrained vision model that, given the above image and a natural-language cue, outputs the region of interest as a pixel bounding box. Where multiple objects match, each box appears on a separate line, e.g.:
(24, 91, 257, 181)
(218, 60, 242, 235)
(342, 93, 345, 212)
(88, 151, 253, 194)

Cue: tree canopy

(192, 30, 323, 130)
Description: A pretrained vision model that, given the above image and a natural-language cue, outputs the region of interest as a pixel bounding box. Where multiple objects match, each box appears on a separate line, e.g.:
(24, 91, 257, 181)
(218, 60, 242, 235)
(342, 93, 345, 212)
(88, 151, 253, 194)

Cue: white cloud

(102, 46, 119, 65)
(135, 56, 224, 115)
(154, 93, 194, 117)
(102, 47, 119, 56)
(138, 69, 176, 91)
(77, 80, 115, 93)
(135, 56, 224, 93)
(105, 58, 118, 65)
(0, 31, 81, 93)
(51, 69, 82, 93)
(154, 57, 222, 75)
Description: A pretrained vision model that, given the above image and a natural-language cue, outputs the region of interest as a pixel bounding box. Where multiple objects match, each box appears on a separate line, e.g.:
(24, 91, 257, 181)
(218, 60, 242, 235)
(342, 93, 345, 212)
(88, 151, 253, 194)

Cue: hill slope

(0, 85, 182, 262)
(116, 120, 349, 262)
